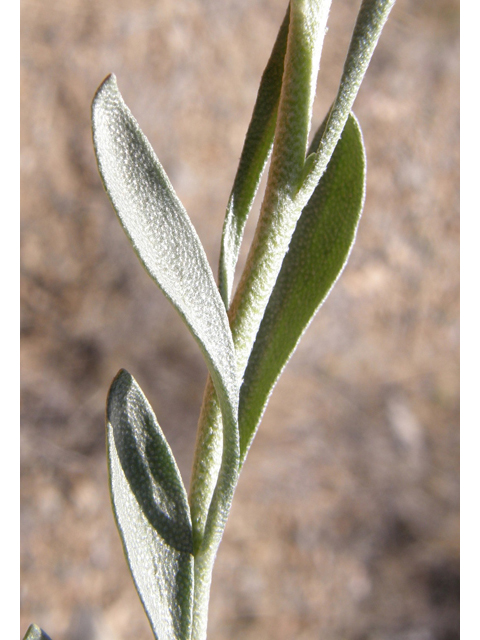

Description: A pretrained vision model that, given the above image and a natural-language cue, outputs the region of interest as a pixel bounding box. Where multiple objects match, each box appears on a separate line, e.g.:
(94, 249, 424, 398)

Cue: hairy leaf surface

(92, 74, 239, 462)
(107, 369, 193, 640)
(239, 113, 366, 461)
(300, 0, 395, 198)
(219, 5, 290, 306)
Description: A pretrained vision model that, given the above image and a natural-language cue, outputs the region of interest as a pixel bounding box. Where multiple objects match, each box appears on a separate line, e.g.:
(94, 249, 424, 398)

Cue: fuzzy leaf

(239, 113, 366, 462)
(22, 625, 52, 640)
(107, 369, 193, 640)
(219, 5, 290, 307)
(92, 74, 238, 435)
(92, 76, 240, 552)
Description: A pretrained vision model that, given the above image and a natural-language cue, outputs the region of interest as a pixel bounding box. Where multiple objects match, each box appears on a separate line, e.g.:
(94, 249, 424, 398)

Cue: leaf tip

(22, 624, 52, 640)
(91, 73, 119, 122)
(95, 72, 117, 94)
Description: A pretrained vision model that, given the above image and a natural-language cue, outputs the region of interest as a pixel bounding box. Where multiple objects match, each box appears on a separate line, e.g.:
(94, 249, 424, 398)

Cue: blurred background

(20, 0, 459, 638)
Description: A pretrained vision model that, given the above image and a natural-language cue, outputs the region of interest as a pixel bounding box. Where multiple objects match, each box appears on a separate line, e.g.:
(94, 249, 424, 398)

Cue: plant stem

(188, 2, 396, 638)
(189, 3, 331, 637)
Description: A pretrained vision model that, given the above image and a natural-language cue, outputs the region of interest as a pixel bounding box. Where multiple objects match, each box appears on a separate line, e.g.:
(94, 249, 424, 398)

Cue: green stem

(190, 0, 331, 551)
(227, 0, 332, 375)
(188, 2, 396, 637)
(189, 4, 331, 637)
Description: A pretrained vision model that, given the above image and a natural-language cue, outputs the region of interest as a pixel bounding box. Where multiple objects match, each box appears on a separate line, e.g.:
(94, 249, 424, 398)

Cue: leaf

(92, 75, 240, 556)
(22, 624, 52, 640)
(239, 113, 366, 462)
(107, 369, 194, 640)
(219, 5, 290, 307)
(92, 74, 238, 431)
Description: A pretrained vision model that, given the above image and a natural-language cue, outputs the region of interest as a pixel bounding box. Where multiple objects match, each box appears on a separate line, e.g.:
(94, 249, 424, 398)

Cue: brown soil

(21, 0, 459, 638)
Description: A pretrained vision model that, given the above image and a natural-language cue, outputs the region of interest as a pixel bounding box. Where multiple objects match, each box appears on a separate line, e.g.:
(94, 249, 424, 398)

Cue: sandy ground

(21, 0, 459, 638)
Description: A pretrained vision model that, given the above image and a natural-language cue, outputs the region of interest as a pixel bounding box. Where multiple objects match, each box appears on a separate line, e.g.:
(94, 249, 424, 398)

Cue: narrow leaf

(269, 0, 332, 195)
(239, 113, 366, 462)
(92, 74, 238, 434)
(22, 625, 52, 640)
(219, 5, 290, 307)
(107, 369, 193, 640)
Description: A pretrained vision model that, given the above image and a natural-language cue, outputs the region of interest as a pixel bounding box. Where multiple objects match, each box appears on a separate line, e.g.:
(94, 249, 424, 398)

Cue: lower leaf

(107, 369, 194, 640)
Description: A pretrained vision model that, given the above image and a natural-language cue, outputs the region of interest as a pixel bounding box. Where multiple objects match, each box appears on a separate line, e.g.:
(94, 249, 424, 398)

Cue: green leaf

(107, 369, 193, 640)
(239, 112, 366, 462)
(269, 0, 332, 195)
(219, 5, 290, 307)
(22, 624, 52, 640)
(92, 74, 238, 436)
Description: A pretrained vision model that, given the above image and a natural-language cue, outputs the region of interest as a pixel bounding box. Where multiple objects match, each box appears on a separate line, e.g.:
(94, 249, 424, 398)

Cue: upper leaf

(268, 0, 332, 195)
(92, 75, 238, 430)
(107, 369, 194, 640)
(239, 113, 366, 462)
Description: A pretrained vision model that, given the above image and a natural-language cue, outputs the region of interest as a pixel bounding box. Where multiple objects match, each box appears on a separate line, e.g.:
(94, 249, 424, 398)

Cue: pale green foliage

(239, 112, 366, 463)
(91, 74, 240, 475)
(107, 370, 194, 638)
(219, 5, 290, 307)
(24, 1, 395, 639)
